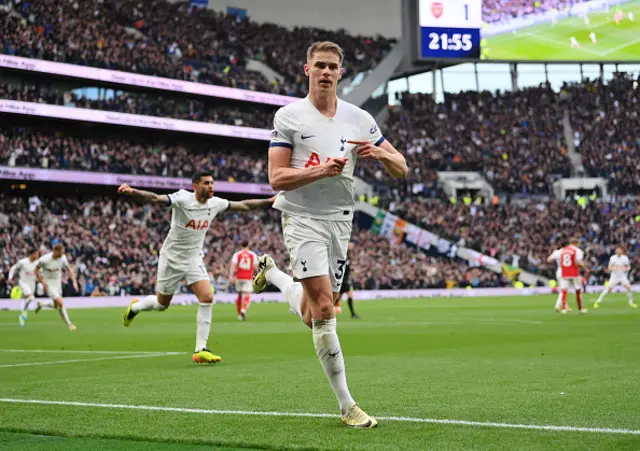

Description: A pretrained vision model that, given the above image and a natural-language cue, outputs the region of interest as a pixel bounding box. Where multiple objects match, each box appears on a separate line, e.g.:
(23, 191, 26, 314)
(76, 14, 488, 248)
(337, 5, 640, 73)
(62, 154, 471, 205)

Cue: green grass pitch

(1, 294, 639, 450)
(484, 1, 640, 61)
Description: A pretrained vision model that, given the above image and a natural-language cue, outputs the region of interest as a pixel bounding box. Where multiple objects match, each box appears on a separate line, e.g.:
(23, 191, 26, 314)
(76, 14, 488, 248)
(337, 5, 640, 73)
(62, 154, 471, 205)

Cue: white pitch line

(0, 398, 638, 435)
(600, 36, 640, 55)
(0, 349, 187, 355)
(0, 352, 181, 368)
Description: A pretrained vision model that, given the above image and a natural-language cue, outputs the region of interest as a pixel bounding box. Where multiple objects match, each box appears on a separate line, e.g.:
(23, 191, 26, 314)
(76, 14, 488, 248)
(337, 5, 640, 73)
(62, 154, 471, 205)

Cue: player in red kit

(229, 241, 258, 320)
(548, 238, 588, 314)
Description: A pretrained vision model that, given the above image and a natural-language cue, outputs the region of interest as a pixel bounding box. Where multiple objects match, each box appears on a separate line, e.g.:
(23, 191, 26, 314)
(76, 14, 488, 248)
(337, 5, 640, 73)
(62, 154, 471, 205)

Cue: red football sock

(576, 290, 582, 310)
(236, 293, 242, 315)
(561, 291, 568, 310)
(335, 299, 341, 307)
(242, 294, 251, 312)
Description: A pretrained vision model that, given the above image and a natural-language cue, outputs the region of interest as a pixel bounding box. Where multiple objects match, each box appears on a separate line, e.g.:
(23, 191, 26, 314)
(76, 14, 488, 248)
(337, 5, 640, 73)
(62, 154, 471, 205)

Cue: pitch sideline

(0, 398, 639, 435)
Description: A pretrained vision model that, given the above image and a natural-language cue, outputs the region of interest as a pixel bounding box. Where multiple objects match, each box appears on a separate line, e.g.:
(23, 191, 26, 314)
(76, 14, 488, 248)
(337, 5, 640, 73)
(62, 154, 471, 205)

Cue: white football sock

(286, 283, 304, 319)
(131, 295, 167, 312)
(266, 266, 293, 292)
(312, 318, 355, 413)
(596, 289, 607, 303)
(195, 303, 212, 352)
(555, 293, 562, 309)
(266, 267, 303, 318)
(39, 299, 55, 309)
(58, 306, 72, 326)
(21, 296, 34, 315)
(626, 289, 634, 304)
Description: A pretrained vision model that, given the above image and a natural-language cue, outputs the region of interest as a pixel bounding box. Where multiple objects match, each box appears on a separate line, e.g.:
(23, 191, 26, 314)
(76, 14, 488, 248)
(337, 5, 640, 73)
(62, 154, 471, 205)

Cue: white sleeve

(608, 256, 616, 268)
(62, 255, 70, 266)
(167, 189, 191, 209)
(269, 108, 294, 149)
(575, 249, 584, 263)
(360, 110, 385, 146)
(231, 252, 239, 265)
(209, 196, 230, 214)
(8, 261, 21, 280)
(38, 254, 50, 268)
(623, 256, 630, 267)
(550, 250, 560, 263)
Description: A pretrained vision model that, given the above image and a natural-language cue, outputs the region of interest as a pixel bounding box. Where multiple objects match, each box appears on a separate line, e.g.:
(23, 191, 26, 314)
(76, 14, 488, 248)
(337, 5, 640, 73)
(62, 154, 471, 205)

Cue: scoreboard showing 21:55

(419, 0, 482, 60)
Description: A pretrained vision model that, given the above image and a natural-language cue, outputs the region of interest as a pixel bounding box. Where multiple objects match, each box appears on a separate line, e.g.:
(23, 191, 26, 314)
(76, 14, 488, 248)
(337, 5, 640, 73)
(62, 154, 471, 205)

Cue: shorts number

(561, 254, 572, 267)
(334, 259, 347, 280)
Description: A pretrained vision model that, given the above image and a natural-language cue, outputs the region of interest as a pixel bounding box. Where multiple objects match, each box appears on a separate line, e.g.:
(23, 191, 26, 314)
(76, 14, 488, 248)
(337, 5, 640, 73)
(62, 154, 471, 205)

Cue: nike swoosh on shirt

(301, 134, 316, 140)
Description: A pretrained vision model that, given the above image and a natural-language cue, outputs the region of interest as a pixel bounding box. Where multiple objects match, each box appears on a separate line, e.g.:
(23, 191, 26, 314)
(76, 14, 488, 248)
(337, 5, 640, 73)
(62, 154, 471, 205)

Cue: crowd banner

(0, 165, 275, 195)
(0, 54, 298, 106)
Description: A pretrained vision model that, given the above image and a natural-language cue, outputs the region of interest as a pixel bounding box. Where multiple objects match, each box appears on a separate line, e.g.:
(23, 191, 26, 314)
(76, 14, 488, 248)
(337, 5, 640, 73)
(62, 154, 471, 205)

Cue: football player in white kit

(119, 171, 274, 364)
(594, 247, 637, 308)
(8, 248, 40, 326)
(252, 41, 407, 428)
(34, 243, 79, 331)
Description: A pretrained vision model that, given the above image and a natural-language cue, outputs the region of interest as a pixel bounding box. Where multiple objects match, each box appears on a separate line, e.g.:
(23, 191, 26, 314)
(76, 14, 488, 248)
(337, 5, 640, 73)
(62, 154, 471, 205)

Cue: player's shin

(561, 291, 568, 310)
(39, 299, 55, 309)
(576, 290, 583, 310)
(626, 288, 634, 304)
(195, 302, 212, 352)
(132, 295, 167, 312)
(312, 318, 356, 413)
(236, 293, 242, 315)
(58, 305, 72, 326)
(596, 289, 607, 303)
(21, 295, 34, 315)
(242, 294, 251, 312)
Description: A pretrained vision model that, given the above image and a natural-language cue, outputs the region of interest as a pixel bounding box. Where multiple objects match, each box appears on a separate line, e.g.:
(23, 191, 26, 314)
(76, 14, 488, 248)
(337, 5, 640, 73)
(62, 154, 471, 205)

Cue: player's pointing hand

(321, 157, 348, 177)
(347, 140, 385, 161)
(117, 183, 135, 195)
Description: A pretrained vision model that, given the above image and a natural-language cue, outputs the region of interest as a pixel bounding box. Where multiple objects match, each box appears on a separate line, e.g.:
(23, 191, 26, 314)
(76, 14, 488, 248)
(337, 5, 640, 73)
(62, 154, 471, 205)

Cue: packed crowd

(0, 0, 394, 97)
(0, 126, 268, 184)
(566, 74, 640, 194)
(391, 197, 640, 283)
(0, 195, 499, 298)
(482, 0, 576, 24)
(0, 83, 274, 129)
(379, 85, 571, 200)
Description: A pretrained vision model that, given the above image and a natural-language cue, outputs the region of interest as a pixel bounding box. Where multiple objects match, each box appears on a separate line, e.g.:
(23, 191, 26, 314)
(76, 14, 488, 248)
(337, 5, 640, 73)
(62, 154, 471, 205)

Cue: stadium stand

(0, 0, 395, 96)
(566, 73, 640, 194)
(391, 197, 640, 283)
(0, 195, 501, 298)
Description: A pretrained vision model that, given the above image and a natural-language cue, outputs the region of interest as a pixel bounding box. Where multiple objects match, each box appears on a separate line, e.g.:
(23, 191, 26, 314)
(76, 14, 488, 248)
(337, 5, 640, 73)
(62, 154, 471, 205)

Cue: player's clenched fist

(348, 140, 385, 160)
(321, 157, 348, 177)
(117, 183, 135, 195)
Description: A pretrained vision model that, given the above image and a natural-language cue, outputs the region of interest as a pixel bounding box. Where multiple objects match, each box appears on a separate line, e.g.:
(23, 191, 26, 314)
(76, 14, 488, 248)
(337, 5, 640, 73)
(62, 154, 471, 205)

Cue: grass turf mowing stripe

(1, 398, 639, 436)
(0, 353, 181, 368)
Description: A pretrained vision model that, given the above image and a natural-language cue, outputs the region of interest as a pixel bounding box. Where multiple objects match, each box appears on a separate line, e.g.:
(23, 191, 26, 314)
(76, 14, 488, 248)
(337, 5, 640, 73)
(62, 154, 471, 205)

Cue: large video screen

(418, 0, 640, 61)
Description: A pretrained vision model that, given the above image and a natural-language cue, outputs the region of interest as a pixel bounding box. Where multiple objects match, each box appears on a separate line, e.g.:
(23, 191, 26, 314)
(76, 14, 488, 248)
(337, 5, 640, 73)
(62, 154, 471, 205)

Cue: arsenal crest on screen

(431, 1, 443, 19)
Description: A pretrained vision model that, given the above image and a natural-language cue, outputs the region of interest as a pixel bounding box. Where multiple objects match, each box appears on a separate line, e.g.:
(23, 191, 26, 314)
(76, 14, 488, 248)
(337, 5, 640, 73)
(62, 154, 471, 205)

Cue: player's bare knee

(198, 292, 214, 304)
(156, 293, 172, 309)
(54, 299, 63, 308)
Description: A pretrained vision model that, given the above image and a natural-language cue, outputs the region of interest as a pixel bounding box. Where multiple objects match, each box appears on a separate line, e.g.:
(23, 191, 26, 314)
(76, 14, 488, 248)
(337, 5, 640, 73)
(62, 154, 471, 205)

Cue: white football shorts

(281, 213, 351, 292)
(608, 274, 630, 287)
(19, 281, 35, 298)
(559, 277, 582, 291)
(235, 280, 253, 293)
(156, 256, 209, 295)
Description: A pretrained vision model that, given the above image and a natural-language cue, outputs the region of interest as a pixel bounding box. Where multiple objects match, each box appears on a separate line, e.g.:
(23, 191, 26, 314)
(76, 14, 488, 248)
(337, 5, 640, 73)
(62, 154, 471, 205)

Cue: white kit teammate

(119, 171, 273, 364)
(594, 247, 637, 309)
(34, 243, 79, 331)
(252, 41, 407, 427)
(8, 248, 40, 326)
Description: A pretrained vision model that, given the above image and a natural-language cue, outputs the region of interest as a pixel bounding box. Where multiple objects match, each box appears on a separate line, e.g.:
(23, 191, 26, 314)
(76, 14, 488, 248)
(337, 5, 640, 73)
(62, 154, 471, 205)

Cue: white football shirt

(609, 254, 630, 277)
(9, 257, 39, 286)
(38, 252, 69, 283)
(270, 97, 384, 221)
(160, 190, 230, 267)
